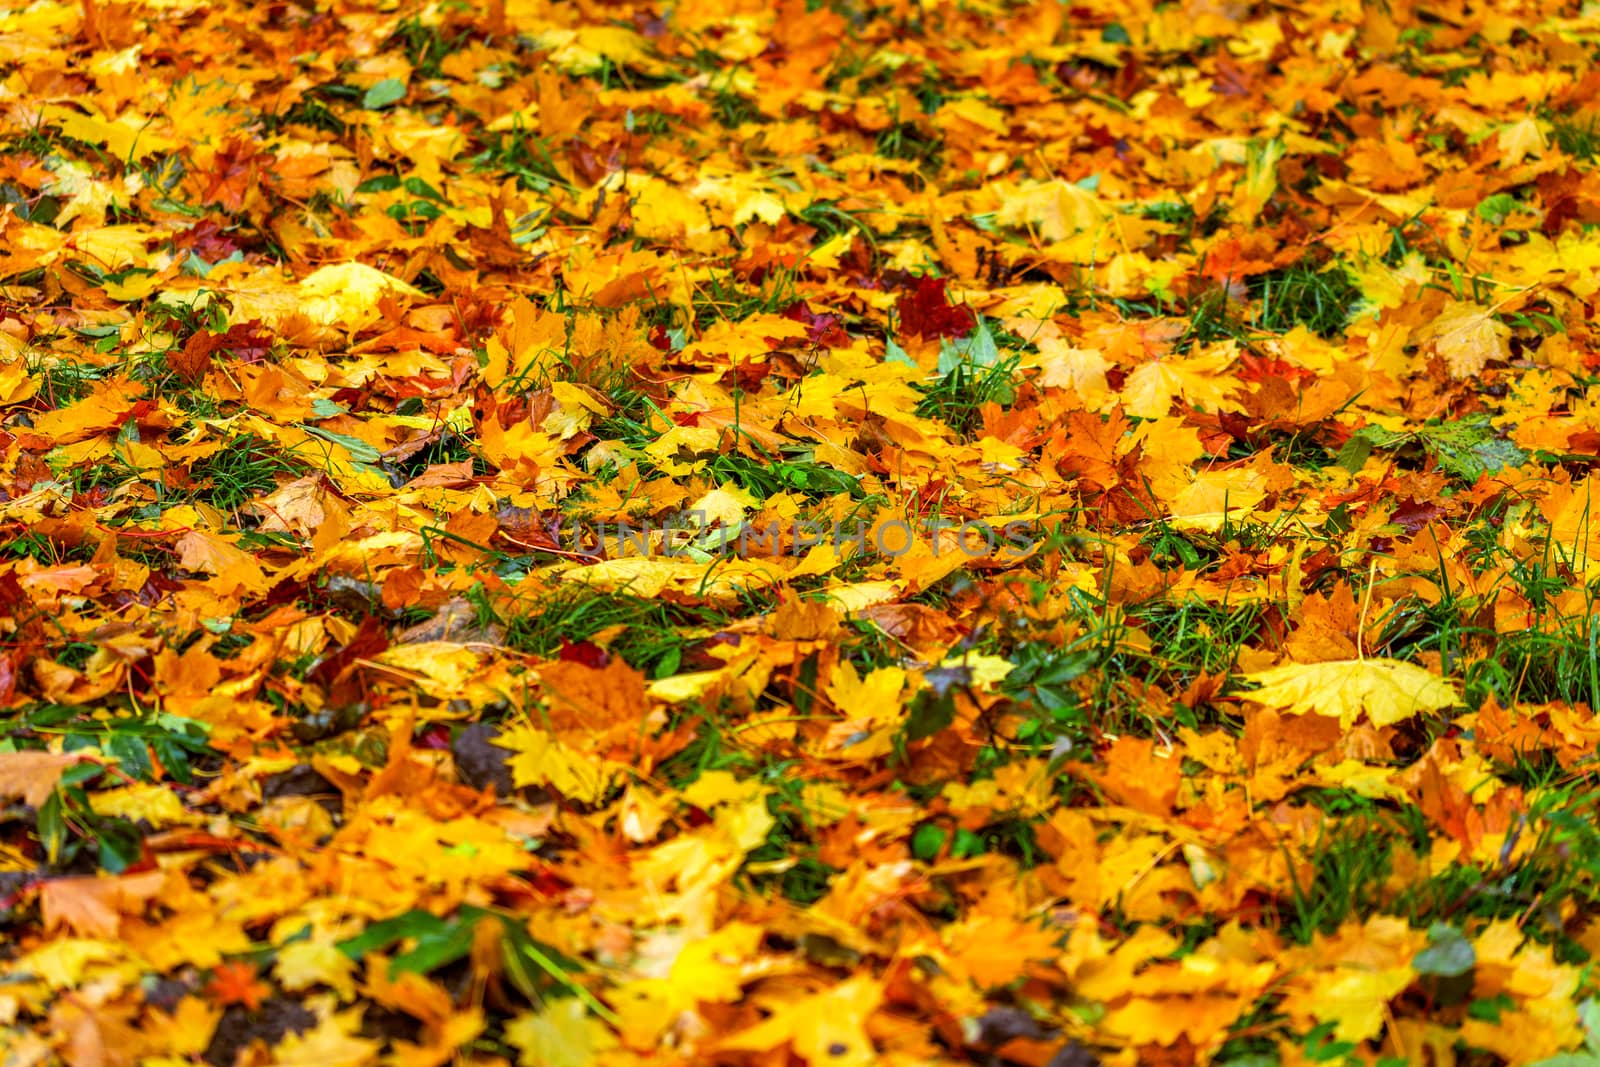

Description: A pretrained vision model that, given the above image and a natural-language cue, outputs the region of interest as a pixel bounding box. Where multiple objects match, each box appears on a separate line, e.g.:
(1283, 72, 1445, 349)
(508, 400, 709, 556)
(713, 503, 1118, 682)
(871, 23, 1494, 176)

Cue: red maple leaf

(895, 275, 975, 340)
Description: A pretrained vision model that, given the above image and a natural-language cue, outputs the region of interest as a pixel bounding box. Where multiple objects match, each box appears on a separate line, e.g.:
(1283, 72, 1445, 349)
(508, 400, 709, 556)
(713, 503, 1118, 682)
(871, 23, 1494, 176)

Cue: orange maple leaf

(206, 961, 270, 1010)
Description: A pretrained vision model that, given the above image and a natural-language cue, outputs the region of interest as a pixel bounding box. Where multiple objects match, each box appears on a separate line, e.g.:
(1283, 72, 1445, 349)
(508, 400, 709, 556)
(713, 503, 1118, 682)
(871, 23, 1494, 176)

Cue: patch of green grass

(1280, 814, 1399, 943)
(875, 118, 942, 167)
(740, 765, 841, 905)
(472, 122, 573, 193)
(704, 449, 864, 502)
(998, 642, 1096, 755)
(796, 198, 876, 246)
(1141, 200, 1197, 227)
(1180, 287, 1255, 348)
(1396, 780, 1600, 960)
(711, 85, 761, 129)
(1466, 613, 1600, 708)
(272, 92, 349, 135)
(1122, 596, 1271, 700)
(502, 588, 717, 678)
(1550, 110, 1600, 162)
(690, 266, 802, 326)
(914, 351, 1020, 439)
(187, 434, 305, 513)
(1273, 775, 1600, 960)
(26, 350, 107, 407)
(1248, 261, 1359, 337)
(2, 530, 60, 563)
(654, 711, 752, 788)
(390, 14, 473, 79)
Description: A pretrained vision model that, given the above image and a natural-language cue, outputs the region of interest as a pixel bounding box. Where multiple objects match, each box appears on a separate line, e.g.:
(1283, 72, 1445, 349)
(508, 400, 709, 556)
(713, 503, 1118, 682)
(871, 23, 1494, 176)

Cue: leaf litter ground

(4, 1, 1600, 1065)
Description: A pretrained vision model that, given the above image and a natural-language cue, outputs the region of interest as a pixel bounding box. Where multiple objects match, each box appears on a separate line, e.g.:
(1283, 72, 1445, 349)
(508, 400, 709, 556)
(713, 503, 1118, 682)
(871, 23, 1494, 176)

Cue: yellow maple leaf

(1165, 468, 1269, 532)
(296, 263, 424, 328)
(1418, 300, 1511, 379)
(994, 179, 1109, 243)
(87, 783, 196, 827)
(1242, 658, 1458, 729)
(269, 1011, 380, 1067)
(1121, 346, 1241, 419)
(1278, 965, 1413, 1043)
(1034, 337, 1112, 403)
(1232, 137, 1286, 224)
(718, 975, 884, 1066)
(1497, 116, 1546, 166)
(13, 938, 124, 989)
(680, 315, 808, 364)
(825, 661, 907, 718)
(0, 344, 39, 407)
(506, 999, 618, 1067)
(496, 722, 629, 804)
(274, 937, 358, 1000)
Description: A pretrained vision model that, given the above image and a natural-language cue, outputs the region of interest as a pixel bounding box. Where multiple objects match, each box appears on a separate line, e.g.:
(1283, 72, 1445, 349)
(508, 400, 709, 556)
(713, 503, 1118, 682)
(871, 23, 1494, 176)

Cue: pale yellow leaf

(506, 998, 618, 1067)
(274, 938, 358, 1000)
(296, 263, 424, 328)
(1418, 300, 1510, 379)
(1242, 658, 1458, 729)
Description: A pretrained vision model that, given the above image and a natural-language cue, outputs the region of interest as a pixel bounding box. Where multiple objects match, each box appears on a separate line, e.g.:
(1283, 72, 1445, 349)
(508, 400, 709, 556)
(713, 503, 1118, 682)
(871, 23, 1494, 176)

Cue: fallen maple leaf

(40, 871, 166, 938)
(207, 961, 270, 1010)
(1241, 658, 1459, 729)
(718, 974, 884, 1066)
(0, 751, 93, 807)
(505, 998, 618, 1067)
(1418, 300, 1511, 380)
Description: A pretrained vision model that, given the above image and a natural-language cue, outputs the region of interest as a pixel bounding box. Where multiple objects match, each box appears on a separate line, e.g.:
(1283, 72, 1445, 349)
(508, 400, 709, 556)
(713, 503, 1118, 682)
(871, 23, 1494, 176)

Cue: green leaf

(363, 79, 407, 110)
(884, 337, 916, 367)
(337, 909, 445, 959)
(297, 423, 383, 464)
(95, 819, 144, 873)
(966, 318, 999, 368)
(403, 177, 446, 202)
(1476, 193, 1519, 225)
(1417, 418, 1527, 481)
(910, 823, 948, 861)
(937, 318, 999, 375)
(151, 736, 194, 785)
(37, 792, 67, 864)
(390, 916, 478, 975)
(106, 734, 153, 782)
(950, 827, 985, 858)
(59, 761, 105, 789)
(355, 174, 402, 194)
(1412, 923, 1475, 977)
(903, 690, 955, 742)
(1335, 434, 1372, 474)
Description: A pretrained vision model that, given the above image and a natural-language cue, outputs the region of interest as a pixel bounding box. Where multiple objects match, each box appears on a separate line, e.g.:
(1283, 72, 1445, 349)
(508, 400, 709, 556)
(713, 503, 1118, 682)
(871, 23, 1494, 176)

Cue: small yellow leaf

(273, 937, 358, 1000)
(506, 998, 618, 1067)
(88, 783, 196, 827)
(1418, 300, 1510, 380)
(495, 723, 628, 804)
